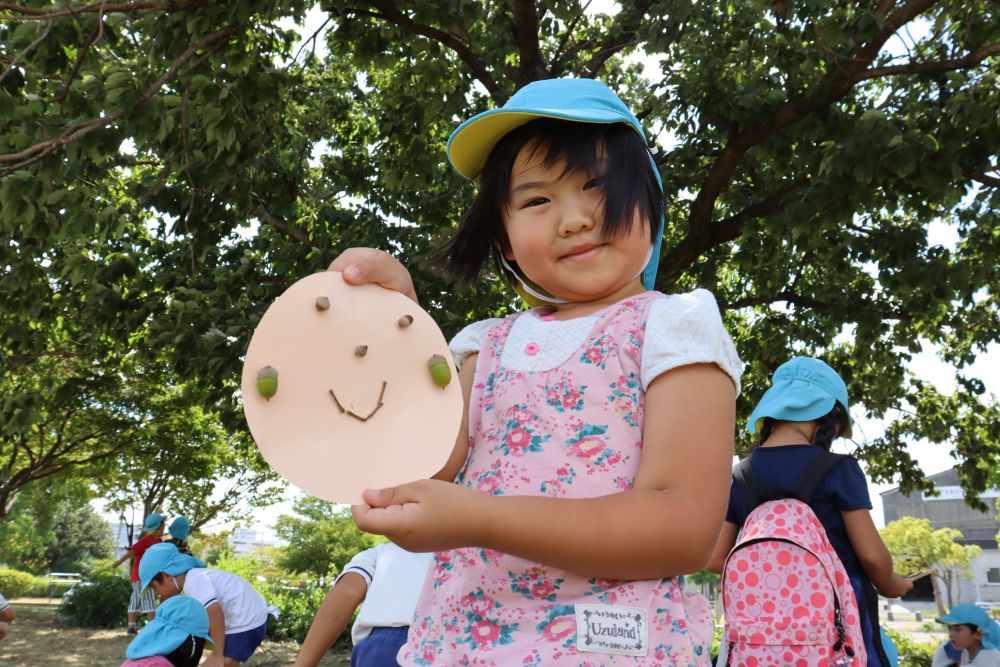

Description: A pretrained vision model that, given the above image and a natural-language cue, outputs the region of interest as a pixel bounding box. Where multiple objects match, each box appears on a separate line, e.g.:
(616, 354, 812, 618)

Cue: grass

(0, 601, 350, 666)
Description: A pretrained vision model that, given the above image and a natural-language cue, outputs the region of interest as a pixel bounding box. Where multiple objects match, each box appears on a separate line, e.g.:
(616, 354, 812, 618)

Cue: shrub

(26, 575, 76, 599)
(0, 567, 35, 598)
(59, 572, 130, 628)
(260, 580, 352, 651)
(885, 627, 938, 667)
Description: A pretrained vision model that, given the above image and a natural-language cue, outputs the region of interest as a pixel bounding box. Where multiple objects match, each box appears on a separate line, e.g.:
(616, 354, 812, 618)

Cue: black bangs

(438, 117, 662, 286)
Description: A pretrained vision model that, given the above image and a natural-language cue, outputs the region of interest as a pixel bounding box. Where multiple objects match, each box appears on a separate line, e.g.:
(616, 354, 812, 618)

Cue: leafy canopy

(1, 0, 999, 502)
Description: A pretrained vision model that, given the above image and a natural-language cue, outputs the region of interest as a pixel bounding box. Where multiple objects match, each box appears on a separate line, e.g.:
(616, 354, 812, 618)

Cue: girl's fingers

(327, 248, 418, 302)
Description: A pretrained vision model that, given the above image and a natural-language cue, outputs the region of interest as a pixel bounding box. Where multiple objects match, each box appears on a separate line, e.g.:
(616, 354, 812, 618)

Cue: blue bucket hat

(937, 604, 1000, 650)
(747, 356, 853, 437)
(168, 516, 190, 541)
(138, 542, 206, 591)
(125, 595, 213, 659)
(142, 512, 165, 532)
(447, 77, 664, 300)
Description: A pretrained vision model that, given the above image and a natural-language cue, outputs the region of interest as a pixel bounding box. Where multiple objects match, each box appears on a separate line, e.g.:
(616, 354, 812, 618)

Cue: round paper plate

(242, 271, 463, 503)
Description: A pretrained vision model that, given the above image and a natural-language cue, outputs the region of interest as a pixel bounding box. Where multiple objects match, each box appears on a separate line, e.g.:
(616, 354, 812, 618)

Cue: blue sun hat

(142, 512, 165, 532)
(747, 356, 853, 437)
(139, 542, 206, 591)
(168, 516, 190, 541)
(879, 627, 899, 667)
(125, 595, 213, 659)
(447, 77, 664, 302)
(937, 604, 1000, 650)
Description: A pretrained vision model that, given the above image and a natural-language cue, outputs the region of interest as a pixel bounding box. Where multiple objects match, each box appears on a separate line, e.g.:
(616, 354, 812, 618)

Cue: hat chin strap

(499, 245, 654, 307)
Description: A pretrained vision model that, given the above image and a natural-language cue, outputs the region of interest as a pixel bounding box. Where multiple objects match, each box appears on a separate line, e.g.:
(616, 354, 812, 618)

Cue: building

(880, 468, 1000, 605)
(228, 527, 277, 555)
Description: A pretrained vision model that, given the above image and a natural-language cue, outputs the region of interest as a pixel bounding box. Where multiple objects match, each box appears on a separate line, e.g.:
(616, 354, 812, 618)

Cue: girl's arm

(354, 363, 736, 580)
(706, 521, 740, 574)
(111, 550, 134, 569)
(290, 573, 368, 667)
(842, 508, 913, 598)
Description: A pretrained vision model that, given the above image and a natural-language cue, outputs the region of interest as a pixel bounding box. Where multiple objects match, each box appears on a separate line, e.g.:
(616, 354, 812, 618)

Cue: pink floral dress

(398, 291, 742, 666)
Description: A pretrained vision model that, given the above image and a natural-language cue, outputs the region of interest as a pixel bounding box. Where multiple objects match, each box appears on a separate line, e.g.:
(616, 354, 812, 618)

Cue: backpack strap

(791, 451, 850, 502)
(733, 451, 851, 507)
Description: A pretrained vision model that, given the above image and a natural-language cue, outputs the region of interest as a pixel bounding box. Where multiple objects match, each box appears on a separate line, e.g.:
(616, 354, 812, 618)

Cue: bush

(26, 575, 76, 599)
(59, 572, 130, 628)
(885, 627, 938, 667)
(261, 580, 352, 652)
(0, 567, 35, 598)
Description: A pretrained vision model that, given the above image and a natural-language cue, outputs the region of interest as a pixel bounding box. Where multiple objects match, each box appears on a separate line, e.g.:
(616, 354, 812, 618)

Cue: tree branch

(0, 1, 208, 19)
(354, 1, 501, 98)
(0, 24, 236, 177)
(250, 202, 310, 244)
(967, 170, 1000, 188)
(510, 0, 546, 87)
(583, 0, 654, 78)
(855, 43, 1000, 82)
(0, 17, 53, 85)
(728, 291, 831, 310)
(679, 0, 940, 278)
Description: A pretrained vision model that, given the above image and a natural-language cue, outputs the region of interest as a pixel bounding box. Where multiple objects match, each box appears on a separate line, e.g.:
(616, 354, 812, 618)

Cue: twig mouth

(328, 381, 388, 422)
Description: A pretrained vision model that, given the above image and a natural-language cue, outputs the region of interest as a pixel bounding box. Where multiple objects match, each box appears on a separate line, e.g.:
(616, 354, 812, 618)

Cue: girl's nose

(557, 202, 596, 237)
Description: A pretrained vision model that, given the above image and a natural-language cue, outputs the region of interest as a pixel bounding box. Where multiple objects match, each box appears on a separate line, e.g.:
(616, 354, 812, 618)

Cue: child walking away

(289, 542, 433, 667)
(332, 77, 743, 665)
(933, 604, 1000, 667)
(165, 516, 193, 555)
(0, 590, 14, 640)
(707, 356, 912, 666)
(139, 542, 275, 667)
(121, 594, 213, 667)
(113, 512, 166, 634)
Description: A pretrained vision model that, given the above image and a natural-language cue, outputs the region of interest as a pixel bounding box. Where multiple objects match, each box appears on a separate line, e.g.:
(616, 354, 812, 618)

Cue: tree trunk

(932, 573, 948, 616)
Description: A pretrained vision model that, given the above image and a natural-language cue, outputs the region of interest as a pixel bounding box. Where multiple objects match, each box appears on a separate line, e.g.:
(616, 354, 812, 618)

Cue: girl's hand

(352, 479, 487, 552)
(327, 248, 418, 303)
(877, 573, 914, 599)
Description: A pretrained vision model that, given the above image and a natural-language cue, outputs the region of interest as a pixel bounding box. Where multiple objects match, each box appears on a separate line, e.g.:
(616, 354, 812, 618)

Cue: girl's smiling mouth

(329, 381, 387, 422)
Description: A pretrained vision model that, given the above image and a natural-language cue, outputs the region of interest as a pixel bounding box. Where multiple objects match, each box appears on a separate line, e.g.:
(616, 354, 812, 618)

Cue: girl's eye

(523, 197, 549, 208)
(584, 176, 604, 190)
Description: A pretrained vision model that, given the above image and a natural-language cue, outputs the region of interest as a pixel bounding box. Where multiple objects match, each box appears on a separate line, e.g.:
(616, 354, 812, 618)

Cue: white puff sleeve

(640, 289, 743, 394)
(448, 318, 501, 370)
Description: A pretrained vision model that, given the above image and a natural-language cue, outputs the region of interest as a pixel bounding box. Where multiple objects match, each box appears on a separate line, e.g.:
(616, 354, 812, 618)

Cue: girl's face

(503, 142, 650, 311)
(949, 624, 982, 652)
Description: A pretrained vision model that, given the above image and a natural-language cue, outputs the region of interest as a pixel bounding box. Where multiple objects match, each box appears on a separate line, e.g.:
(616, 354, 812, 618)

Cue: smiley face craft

(241, 271, 463, 504)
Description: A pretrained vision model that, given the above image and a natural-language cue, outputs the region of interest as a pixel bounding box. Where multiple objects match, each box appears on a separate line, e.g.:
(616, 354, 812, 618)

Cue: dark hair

(756, 405, 846, 451)
(439, 117, 663, 285)
(165, 635, 206, 667)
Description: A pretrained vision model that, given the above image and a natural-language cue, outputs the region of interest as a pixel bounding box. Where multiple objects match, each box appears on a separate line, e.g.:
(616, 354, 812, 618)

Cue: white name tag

(575, 604, 648, 657)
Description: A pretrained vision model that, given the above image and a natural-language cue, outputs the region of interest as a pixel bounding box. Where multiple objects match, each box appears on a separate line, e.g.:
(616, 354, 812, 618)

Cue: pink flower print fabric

(397, 293, 715, 666)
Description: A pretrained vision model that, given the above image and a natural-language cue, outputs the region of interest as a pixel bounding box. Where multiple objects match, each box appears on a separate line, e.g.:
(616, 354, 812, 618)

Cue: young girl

(165, 516, 193, 556)
(113, 512, 166, 634)
(331, 77, 743, 665)
(933, 604, 1000, 667)
(121, 594, 212, 667)
(706, 356, 912, 666)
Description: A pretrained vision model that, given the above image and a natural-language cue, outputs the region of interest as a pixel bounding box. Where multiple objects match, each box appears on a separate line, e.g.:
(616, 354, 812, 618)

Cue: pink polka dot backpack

(718, 452, 866, 667)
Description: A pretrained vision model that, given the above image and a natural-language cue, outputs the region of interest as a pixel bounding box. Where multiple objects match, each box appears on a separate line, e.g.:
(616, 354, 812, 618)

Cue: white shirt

(449, 289, 743, 393)
(183, 568, 268, 634)
(334, 543, 433, 645)
(0, 592, 9, 613)
(933, 641, 1000, 666)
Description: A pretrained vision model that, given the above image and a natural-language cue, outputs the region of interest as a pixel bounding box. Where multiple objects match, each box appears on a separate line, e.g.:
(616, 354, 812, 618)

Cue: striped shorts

(128, 581, 157, 613)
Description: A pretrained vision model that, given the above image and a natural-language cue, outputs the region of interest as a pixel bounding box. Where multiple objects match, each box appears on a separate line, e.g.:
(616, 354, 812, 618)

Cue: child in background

(113, 512, 166, 633)
(120, 594, 213, 667)
(331, 77, 743, 665)
(165, 516, 193, 555)
(707, 356, 912, 666)
(289, 542, 433, 667)
(932, 604, 1000, 667)
(140, 542, 272, 667)
(0, 591, 14, 640)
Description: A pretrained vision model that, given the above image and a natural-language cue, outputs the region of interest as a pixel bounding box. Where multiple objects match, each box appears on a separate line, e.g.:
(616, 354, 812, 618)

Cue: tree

(94, 381, 283, 539)
(275, 495, 381, 580)
(0, 478, 113, 574)
(881, 516, 981, 615)
(2, 1, 999, 500)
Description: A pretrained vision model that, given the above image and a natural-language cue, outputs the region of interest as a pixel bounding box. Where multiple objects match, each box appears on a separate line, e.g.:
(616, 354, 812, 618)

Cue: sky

(99, 2, 1000, 539)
